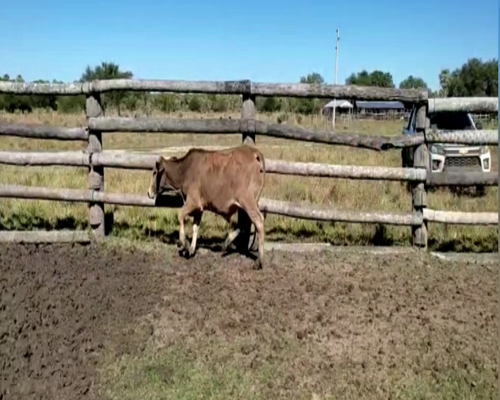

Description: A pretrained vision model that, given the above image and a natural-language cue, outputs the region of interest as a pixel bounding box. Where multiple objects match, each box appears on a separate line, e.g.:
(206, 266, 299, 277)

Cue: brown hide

(150, 145, 265, 216)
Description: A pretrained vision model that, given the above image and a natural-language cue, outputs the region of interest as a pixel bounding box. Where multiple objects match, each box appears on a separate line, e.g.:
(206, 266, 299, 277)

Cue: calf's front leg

(189, 211, 202, 257)
(178, 199, 199, 255)
(178, 209, 189, 252)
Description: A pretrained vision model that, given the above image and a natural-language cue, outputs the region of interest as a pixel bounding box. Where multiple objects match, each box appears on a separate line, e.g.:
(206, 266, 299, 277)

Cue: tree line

(0, 58, 497, 115)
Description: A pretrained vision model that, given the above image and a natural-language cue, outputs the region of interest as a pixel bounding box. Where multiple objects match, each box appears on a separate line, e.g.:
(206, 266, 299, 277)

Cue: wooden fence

(0, 79, 497, 249)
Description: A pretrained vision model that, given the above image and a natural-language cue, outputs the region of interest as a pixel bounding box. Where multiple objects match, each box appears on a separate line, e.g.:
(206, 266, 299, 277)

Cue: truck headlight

(480, 145, 490, 154)
(430, 144, 445, 155)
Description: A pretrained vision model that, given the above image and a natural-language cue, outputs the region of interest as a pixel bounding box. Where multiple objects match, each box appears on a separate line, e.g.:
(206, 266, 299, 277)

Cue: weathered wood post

(412, 102, 428, 248)
(237, 92, 257, 252)
(86, 93, 105, 239)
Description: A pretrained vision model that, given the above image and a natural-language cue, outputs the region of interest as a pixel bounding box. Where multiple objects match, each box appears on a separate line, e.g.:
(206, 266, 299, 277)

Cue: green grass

(101, 347, 497, 400)
(0, 110, 497, 252)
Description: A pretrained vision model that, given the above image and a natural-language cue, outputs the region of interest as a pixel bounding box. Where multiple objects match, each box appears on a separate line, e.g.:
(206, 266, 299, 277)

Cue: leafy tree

(438, 69, 451, 97)
(370, 71, 395, 88)
(345, 70, 395, 87)
(52, 77, 86, 113)
(300, 73, 325, 85)
(440, 58, 498, 97)
(399, 75, 428, 89)
(188, 95, 202, 112)
(0, 74, 35, 112)
(154, 93, 179, 113)
(80, 61, 133, 115)
(211, 96, 228, 113)
(258, 97, 281, 113)
(297, 72, 325, 114)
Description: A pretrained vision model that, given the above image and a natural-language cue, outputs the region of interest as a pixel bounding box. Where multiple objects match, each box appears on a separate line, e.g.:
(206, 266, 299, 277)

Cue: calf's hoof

(188, 246, 197, 258)
(177, 241, 192, 259)
(253, 258, 263, 270)
(178, 247, 188, 259)
(177, 239, 190, 251)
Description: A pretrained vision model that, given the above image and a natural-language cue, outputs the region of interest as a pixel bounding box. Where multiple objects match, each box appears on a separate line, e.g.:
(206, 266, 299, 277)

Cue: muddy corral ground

(0, 243, 497, 400)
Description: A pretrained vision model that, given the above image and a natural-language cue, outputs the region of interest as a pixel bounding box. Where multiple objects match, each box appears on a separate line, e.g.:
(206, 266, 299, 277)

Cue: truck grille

(444, 156, 481, 168)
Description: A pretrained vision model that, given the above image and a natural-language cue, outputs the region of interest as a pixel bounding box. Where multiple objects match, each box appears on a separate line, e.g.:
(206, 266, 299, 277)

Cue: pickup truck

(401, 105, 491, 194)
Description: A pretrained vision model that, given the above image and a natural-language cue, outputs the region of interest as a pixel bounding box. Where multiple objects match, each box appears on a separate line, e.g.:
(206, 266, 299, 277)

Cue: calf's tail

(254, 148, 266, 201)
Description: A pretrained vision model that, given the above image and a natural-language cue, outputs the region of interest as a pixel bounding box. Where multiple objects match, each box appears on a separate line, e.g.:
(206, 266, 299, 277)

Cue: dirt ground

(0, 242, 497, 400)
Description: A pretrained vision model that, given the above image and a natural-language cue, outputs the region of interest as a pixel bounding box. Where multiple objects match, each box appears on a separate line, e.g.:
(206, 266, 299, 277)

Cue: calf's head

(147, 156, 180, 199)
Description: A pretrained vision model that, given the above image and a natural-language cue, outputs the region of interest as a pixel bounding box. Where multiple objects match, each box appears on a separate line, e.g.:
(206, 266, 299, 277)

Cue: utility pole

(332, 28, 340, 129)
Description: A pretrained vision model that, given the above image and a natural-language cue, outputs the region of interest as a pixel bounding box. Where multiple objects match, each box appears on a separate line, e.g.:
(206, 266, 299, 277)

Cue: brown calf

(147, 144, 266, 268)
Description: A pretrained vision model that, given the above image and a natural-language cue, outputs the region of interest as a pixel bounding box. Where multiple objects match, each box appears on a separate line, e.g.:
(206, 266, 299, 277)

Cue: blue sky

(1, 0, 498, 90)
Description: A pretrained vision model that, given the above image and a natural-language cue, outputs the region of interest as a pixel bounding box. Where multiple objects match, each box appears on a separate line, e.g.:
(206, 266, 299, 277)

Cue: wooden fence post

(86, 94, 105, 239)
(237, 93, 257, 252)
(412, 103, 428, 248)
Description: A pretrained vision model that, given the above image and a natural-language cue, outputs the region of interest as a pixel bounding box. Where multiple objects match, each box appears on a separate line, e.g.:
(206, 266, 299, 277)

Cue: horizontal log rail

(264, 159, 426, 181)
(428, 97, 498, 113)
(423, 209, 497, 225)
(0, 150, 426, 182)
(0, 151, 92, 167)
(88, 117, 500, 147)
(0, 183, 495, 226)
(425, 129, 498, 145)
(90, 117, 241, 133)
(0, 230, 92, 243)
(1, 150, 498, 186)
(89, 117, 424, 151)
(1, 120, 496, 149)
(0, 79, 427, 101)
(0, 183, 421, 226)
(0, 183, 184, 207)
(426, 171, 498, 186)
(260, 198, 421, 226)
(0, 122, 88, 141)
(1, 78, 497, 113)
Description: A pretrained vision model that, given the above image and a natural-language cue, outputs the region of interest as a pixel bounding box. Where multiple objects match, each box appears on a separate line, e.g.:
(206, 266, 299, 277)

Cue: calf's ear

(155, 156, 165, 172)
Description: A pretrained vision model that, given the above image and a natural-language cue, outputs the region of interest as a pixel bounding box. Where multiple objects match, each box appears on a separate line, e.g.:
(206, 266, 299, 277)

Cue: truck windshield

(429, 111, 474, 130)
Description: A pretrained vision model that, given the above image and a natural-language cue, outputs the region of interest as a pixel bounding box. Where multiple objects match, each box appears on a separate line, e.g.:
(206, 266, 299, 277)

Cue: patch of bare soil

(146, 249, 498, 398)
(0, 243, 168, 400)
(0, 243, 497, 400)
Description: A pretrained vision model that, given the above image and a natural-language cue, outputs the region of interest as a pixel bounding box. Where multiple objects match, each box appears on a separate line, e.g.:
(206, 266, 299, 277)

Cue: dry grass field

(0, 110, 497, 252)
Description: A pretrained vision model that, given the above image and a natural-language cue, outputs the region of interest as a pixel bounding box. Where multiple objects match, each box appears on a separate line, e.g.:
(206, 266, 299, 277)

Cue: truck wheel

(475, 186, 486, 196)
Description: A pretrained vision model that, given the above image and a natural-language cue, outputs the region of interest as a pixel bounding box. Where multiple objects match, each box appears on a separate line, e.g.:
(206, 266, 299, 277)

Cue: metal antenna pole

(332, 29, 340, 129)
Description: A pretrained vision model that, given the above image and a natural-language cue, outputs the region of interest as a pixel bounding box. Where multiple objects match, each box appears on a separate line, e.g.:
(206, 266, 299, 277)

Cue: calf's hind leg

(222, 228, 241, 252)
(238, 199, 265, 269)
(220, 205, 241, 252)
